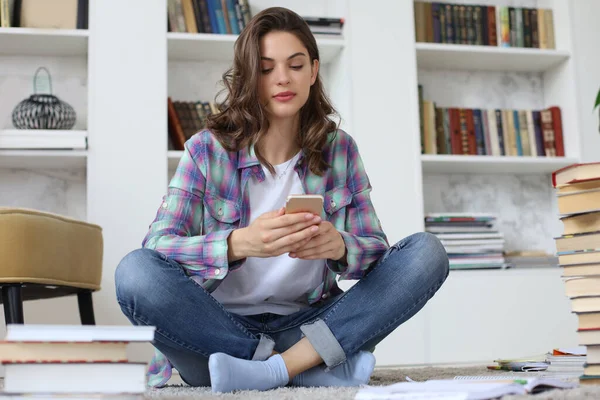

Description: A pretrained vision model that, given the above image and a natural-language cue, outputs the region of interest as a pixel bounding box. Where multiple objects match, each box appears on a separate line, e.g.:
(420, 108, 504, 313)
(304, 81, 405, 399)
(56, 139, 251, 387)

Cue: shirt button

(214, 268, 221, 275)
(162, 202, 168, 209)
(218, 208, 224, 216)
(322, 293, 328, 299)
(330, 201, 336, 208)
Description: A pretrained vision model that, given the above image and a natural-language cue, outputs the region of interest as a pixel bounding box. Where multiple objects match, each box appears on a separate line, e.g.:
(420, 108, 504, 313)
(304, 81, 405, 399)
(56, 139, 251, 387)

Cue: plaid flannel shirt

(141, 128, 389, 387)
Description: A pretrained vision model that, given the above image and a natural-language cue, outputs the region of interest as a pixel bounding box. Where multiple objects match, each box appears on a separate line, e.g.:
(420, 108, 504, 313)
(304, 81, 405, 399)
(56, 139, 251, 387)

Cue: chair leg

(2, 284, 24, 324)
(77, 290, 96, 325)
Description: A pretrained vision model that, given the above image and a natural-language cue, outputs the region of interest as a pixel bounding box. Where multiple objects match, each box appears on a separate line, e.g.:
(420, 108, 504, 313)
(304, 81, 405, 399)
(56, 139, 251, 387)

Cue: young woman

(115, 7, 449, 394)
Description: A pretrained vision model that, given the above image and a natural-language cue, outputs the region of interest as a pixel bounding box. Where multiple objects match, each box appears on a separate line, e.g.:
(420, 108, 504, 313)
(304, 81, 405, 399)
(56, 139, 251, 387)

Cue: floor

(2, 365, 599, 399)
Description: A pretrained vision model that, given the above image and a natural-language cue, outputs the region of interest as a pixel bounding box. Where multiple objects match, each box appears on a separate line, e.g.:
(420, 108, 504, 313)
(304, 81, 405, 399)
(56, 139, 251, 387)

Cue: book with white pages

(0, 130, 87, 149)
(434, 233, 504, 240)
(3, 362, 147, 394)
(440, 239, 505, 246)
(4, 324, 155, 343)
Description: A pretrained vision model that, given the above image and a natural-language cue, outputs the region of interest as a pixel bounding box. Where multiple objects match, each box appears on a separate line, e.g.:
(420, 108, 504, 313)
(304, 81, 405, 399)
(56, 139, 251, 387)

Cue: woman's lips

(273, 92, 296, 102)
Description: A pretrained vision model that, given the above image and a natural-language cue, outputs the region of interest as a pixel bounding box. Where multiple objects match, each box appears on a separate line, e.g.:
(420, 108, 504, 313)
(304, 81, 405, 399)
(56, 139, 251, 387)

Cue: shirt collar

(237, 144, 307, 171)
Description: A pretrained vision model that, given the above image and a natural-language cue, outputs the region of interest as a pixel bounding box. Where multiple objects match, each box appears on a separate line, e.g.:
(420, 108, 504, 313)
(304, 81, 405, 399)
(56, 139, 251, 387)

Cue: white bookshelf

(0, 150, 88, 169)
(167, 150, 183, 169)
(167, 32, 346, 63)
(0, 28, 88, 57)
(421, 154, 579, 174)
(416, 43, 570, 72)
(411, 0, 580, 367)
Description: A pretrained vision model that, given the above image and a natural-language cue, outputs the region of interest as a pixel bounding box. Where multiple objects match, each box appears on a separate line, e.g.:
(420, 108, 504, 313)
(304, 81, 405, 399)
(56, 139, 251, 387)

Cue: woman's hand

(229, 207, 322, 260)
(288, 221, 346, 261)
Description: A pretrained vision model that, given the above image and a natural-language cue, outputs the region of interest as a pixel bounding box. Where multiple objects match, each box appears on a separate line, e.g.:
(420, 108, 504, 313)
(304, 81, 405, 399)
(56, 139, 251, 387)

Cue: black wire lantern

(11, 67, 77, 130)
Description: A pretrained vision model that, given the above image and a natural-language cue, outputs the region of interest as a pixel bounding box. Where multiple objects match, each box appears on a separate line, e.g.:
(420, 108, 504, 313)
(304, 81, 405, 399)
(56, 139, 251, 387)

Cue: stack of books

(425, 212, 506, 270)
(0, 324, 155, 397)
(545, 347, 587, 378)
(302, 17, 344, 36)
(552, 162, 600, 385)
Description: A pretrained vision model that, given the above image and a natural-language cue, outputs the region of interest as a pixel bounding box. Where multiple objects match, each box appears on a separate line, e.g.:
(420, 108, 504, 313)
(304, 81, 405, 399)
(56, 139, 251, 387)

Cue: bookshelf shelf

(167, 32, 346, 63)
(420, 154, 578, 174)
(415, 43, 570, 72)
(0, 150, 88, 169)
(0, 28, 88, 57)
(168, 150, 184, 169)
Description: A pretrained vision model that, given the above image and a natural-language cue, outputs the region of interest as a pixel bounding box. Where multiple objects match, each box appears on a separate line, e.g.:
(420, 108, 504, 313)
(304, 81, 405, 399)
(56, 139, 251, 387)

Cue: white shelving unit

(0, 28, 89, 170)
(0, 150, 88, 169)
(0, 28, 88, 57)
(421, 154, 579, 174)
(167, 150, 183, 170)
(411, 0, 580, 366)
(416, 42, 570, 72)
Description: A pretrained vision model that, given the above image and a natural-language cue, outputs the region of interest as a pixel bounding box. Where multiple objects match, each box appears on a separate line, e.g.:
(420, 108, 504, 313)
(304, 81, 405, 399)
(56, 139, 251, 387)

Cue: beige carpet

(2, 366, 599, 399)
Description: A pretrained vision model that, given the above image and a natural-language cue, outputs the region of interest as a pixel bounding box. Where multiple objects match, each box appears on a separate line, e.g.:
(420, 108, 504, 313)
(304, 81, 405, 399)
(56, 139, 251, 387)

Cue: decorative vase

(11, 67, 77, 130)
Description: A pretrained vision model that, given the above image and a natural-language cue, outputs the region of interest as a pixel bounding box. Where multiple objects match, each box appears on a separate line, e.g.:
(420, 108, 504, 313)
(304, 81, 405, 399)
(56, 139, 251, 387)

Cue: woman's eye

(291, 65, 303, 70)
(261, 68, 273, 74)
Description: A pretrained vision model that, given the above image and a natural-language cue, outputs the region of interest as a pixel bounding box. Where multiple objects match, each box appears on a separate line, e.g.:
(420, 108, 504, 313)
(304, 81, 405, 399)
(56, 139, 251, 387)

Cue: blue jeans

(115, 232, 449, 387)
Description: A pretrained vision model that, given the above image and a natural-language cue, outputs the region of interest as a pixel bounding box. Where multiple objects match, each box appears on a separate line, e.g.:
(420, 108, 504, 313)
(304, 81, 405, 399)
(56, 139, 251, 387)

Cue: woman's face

(258, 30, 319, 121)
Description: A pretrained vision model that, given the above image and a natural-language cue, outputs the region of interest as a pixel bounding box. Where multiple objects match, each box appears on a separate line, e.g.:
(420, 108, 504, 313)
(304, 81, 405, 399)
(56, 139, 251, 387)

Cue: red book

(549, 106, 565, 156)
(552, 162, 600, 187)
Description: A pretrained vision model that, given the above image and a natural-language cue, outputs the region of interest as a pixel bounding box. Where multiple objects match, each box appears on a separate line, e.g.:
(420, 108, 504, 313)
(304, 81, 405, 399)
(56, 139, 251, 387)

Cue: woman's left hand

(289, 221, 346, 261)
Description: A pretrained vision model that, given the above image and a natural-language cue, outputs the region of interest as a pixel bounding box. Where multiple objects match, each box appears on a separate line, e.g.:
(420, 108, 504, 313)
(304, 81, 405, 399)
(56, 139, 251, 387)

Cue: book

(560, 210, 600, 236)
(555, 231, 600, 253)
(578, 328, 600, 346)
(552, 162, 600, 187)
(3, 362, 147, 394)
(0, 341, 128, 363)
(4, 324, 155, 343)
(564, 276, 600, 298)
(354, 377, 577, 399)
(0, 130, 87, 150)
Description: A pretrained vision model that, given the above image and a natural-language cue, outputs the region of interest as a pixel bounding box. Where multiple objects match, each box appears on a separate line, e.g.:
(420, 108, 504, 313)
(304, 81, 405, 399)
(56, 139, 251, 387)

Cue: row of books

(0, 324, 155, 396)
(414, 2, 555, 49)
(425, 213, 506, 270)
(419, 97, 565, 157)
(167, 0, 344, 36)
(167, 0, 251, 35)
(0, 0, 88, 30)
(167, 97, 217, 151)
(552, 162, 600, 385)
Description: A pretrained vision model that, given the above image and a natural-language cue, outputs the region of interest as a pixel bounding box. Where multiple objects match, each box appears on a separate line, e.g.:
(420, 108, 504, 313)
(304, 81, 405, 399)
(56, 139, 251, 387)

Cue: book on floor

(0, 341, 128, 363)
(2, 362, 147, 394)
(4, 324, 155, 342)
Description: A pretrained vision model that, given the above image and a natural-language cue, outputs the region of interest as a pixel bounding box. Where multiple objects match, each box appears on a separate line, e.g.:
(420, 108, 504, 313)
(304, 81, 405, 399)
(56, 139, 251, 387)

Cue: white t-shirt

(211, 152, 326, 316)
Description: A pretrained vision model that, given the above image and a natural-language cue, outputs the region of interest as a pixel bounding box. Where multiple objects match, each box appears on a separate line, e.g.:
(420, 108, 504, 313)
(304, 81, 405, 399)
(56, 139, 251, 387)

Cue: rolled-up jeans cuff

(300, 319, 346, 370)
(251, 333, 275, 361)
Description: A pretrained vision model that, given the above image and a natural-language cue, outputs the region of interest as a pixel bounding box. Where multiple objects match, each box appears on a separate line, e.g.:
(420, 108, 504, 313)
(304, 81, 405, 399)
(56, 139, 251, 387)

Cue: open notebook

(354, 377, 577, 400)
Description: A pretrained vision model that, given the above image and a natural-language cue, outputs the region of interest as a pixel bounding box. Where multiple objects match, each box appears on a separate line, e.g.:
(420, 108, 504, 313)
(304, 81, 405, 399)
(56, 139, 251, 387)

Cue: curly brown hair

(206, 7, 339, 176)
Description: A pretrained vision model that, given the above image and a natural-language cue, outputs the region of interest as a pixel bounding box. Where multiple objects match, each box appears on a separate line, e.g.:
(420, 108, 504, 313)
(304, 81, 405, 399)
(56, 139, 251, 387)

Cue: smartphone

(285, 194, 324, 215)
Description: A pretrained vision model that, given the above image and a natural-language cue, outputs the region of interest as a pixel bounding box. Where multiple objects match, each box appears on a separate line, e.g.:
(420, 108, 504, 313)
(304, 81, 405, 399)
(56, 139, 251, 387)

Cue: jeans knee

(414, 232, 449, 282)
(115, 248, 162, 306)
(418, 232, 450, 281)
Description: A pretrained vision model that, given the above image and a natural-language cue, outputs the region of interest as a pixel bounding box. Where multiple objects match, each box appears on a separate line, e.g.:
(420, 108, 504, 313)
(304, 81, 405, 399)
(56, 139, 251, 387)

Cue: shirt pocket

(324, 187, 353, 219)
(203, 194, 241, 233)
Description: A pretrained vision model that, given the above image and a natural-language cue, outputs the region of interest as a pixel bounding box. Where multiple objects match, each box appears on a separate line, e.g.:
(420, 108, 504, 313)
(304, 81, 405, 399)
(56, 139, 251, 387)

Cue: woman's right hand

(228, 207, 322, 260)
